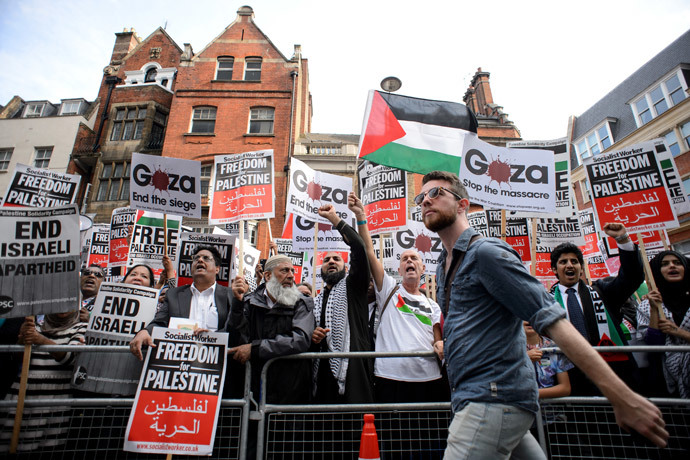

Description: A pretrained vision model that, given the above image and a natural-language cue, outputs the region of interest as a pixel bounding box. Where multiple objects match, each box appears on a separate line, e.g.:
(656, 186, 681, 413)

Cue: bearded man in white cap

(228, 254, 315, 404)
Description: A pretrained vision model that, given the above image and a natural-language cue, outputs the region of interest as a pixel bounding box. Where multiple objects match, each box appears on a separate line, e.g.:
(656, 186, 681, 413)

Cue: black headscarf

(649, 250, 690, 326)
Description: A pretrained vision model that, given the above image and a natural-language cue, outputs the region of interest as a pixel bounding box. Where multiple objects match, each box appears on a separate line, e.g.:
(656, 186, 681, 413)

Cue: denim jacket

(437, 227, 565, 414)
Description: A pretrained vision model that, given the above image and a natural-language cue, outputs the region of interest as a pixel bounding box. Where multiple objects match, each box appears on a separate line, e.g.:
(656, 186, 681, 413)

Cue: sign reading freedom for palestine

(1, 164, 81, 207)
(0, 205, 80, 317)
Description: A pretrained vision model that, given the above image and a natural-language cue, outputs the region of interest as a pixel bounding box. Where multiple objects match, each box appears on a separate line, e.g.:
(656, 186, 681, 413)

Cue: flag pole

(238, 221, 245, 276)
(500, 209, 507, 242)
(163, 213, 168, 258)
(530, 218, 537, 277)
(312, 224, 318, 296)
(638, 232, 665, 319)
(266, 218, 275, 255)
(10, 317, 33, 453)
(658, 230, 669, 250)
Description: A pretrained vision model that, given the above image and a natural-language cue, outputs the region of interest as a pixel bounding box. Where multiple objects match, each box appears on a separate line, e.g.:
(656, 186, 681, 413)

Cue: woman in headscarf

(0, 311, 87, 452)
(637, 250, 690, 398)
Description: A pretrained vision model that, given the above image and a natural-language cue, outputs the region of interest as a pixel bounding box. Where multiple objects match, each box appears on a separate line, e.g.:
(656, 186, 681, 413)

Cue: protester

(349, 192, 446, 403)
(129, 246, 230, 360)
(228, 254, 315, 403)
(524, 322, 572, 399)
(0, 318, 23, 399)
(549, 236, 644, 395)
(637, 250, 690, 398)
(297, 282, 313, 297)
(0, 312, 87, 453)
(418, 170, 667, 458)
(311, 204, 374, 404)
(122, 264, 155, 287)
(79, 264, 105, 322)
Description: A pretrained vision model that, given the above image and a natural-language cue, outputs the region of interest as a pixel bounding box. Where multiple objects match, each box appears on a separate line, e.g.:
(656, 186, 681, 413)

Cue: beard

(266, 276, 302, 306)
(322, 268, 346, 287)
(423, 207, 457, 232)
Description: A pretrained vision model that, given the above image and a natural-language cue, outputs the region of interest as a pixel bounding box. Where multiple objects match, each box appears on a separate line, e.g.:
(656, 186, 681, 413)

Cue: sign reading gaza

(2, 164, 81, 207)
(459, 135, 556, 213)
(130, 153, 201, 218)
(0, 205, 80, 317)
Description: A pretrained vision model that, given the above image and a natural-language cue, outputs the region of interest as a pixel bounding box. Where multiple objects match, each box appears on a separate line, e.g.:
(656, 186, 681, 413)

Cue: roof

(572, 28, 690, 141)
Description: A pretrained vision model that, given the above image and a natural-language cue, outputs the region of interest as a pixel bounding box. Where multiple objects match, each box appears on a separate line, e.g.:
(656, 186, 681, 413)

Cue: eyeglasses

(193, 254, 215, 263)
(81, 269, 104, 278)
(413, 186, 463, 205)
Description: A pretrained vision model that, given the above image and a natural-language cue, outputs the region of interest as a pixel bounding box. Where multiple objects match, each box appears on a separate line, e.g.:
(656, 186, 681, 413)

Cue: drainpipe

(284, 70, 299, 218)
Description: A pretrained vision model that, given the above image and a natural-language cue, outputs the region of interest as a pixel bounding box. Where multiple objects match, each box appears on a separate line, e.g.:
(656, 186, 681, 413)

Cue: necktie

(566, 287, 588, 338)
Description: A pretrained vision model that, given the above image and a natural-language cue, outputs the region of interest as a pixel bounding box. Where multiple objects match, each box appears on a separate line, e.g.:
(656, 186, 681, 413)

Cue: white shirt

(189, 282, 219, 331)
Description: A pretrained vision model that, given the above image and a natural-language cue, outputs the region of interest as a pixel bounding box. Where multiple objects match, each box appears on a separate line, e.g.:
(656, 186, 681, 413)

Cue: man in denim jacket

(417, 170, 667, 459)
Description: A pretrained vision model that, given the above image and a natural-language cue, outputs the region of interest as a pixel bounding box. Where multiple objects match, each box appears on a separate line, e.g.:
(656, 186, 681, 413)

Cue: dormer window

(25, 103, 44, 117)
(574, 120, 615, 162)
(631, 67, 688, 127)
(145, 68, 158, 83)
(60, 101, 82, 115)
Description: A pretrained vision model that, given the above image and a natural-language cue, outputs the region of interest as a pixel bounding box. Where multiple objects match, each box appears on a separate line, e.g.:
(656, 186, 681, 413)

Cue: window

(148, 110, 167, 149)
(96, 161, 130, 201)
(683, 177, 690, 199)
(309, 145, 341, 155)
(665, 131, 681, 157)
(249, 107, 274, 134)
(216, 57, 234, 81)
(631, 68, 688, 127)
(111, 107, 147, 141)
(145, 68, 157, 83)
(25, 103, 44, 117)
(682, 121, 690, 150)
(34, 147, 53, 168)
(244, 58, 262, 81)
(60, 101, 81, 115)
(575, 121, 614, 160)
(581, 179, 591, 203)
(200, 164, 212, 195)
(191, 107, 216, 133)
(0, 148, 12, 171)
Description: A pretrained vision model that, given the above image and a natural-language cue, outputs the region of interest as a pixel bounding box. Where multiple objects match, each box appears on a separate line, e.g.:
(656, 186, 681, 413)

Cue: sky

(1, 0, 689, 141)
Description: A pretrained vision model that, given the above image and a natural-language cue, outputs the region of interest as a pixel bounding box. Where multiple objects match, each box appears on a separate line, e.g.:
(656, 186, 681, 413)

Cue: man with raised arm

(348, 192, 446, 402)
(417, 170, 667, 458)
(311, 204, 374, 404)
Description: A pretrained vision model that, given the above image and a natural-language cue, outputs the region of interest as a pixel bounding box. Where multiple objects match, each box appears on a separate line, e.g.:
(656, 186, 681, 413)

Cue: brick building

(161, 6, 311, 253)
(569, 29, 690, 251)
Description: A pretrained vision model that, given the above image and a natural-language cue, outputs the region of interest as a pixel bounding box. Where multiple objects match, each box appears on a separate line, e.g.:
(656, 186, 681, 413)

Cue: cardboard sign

(585, 140, 678, 232)
(0, 205, 80, 317)
(72, 283, 159, 394)
(535, 216, 585, 247)
(274, 238, 305, 284)
(176, 232, 235, 287)
(109, 207, 138, 268)
(286, 158, 353, 225)
(533, 244, 558, 291)
(392, 220, 442, 275)
(586, 253, 610, 280)
(358, 161, 407, 234)
(130, 153, 201, 218)
(1, 163, 81, 207)
(124, 328, 227, 455)
(127, 211, 181, 273)
(485, 210, 531, 262)
(87, 224, 110, 268)
(578, 209, 599, 257)
(459, 135, 556, 213)
(654, 138, 690, 216)
(291, 213, 354, 252)
(209, 150, 274, 224)
(372, 234, 396, 270)
(233, 241, 261, 282)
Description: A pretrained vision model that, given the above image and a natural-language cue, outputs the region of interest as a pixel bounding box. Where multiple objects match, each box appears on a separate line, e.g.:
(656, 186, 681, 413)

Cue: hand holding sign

(130, 329, 155, 361)
(231, 276, 249, 300)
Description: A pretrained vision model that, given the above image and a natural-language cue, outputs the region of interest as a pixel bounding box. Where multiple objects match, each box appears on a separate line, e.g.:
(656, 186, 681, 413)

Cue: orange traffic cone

(359, 413, 381, 460)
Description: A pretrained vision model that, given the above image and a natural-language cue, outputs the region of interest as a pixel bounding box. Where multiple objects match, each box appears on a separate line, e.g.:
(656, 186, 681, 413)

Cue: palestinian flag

(395, 294, 432, 326)
(358, 90, 478, 175)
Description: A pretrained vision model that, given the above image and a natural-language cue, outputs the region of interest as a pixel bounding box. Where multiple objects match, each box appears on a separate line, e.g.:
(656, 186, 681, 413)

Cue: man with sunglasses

(418, 170, 667, 458)
(129, 246, 229, 360)
(79, 264, 105, 322)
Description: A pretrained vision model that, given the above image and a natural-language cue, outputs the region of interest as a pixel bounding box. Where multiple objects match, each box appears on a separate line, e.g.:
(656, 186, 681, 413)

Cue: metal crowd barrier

(1, 345, 689, 459)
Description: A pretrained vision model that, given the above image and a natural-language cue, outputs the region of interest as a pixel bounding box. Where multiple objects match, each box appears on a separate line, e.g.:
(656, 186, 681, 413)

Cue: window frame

(190, 106, 217, 134)
(200, 164, 213, 196)
(96, 161, 130, 202)
(25, 103, 45, 118)
(631, 67, 689, 127)
(243, 57, 262, 81)
(33, 147, 53, 169)
(215, 57, 234, 81)
(110, 106, 147, 141)
(0, 148, 13, 172)
(60, 101, 82, 115)
(248, 107, 274, 134)
(574, 120, 614, 161)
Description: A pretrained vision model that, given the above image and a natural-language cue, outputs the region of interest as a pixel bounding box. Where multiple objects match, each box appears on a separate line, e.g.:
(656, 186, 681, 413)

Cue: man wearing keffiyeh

(311, 204, 375, 404)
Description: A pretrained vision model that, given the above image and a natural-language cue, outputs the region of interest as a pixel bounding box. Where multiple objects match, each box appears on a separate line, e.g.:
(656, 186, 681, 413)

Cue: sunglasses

(413, 186, 463, 206)
(81, 269, 104, 278)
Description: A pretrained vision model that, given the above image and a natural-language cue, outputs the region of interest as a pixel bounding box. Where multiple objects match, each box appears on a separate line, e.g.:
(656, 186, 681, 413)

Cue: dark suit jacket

(146, 283, 230, 334)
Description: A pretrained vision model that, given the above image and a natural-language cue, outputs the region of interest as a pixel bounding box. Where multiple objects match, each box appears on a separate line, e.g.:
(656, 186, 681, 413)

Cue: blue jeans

(444, 403, 546, 459)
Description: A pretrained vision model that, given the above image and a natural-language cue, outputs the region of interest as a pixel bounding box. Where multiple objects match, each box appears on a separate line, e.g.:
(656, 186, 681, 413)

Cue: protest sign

(357, 161, 407, 234)
(584, 141, 678, 233)
(275, 238, 305, 283)
(109, 207, 138, 268)
(533, 244, 557, 291)
(459, 136, 556, 213)
(127, 211, 182, 273)
(410, 206, 423, 222)
(586, 253, 610, 280)
(233, 241, 261, 282)
(286, 158, 353, 225)
(392, 220, 442, 275)
(654, 138, 690, 216)
(209, 150, 274, 224)
(0, 205, 79, 317)
(72, 283, 159, 394)
(176, 232, 234, 287)
(507, 139, 572, 218)
(130, 153, 201, 218)
(1, 164, 81, 207)
(485, 210, 531, 262)
(124, 328, 227, 455)
(578, 209, 599, 257)
(467, 211, 489, 236)
(291, 213, 354, 252)
(535, 216, 585, 247)
(372, 234, 396, 270)
(86, 224, 110, 268)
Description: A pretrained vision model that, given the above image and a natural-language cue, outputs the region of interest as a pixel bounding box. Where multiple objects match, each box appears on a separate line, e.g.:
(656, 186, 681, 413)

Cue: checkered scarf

(313, 277, 349, 395)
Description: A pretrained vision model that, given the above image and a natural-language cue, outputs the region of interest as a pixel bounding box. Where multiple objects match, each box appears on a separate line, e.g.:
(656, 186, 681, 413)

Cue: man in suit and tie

(129, 246, 230, 360)
(549, 223, 644, 395)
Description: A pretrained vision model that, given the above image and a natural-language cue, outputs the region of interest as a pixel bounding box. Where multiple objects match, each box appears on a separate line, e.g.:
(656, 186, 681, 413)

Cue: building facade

(569, 29, 690, 251)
